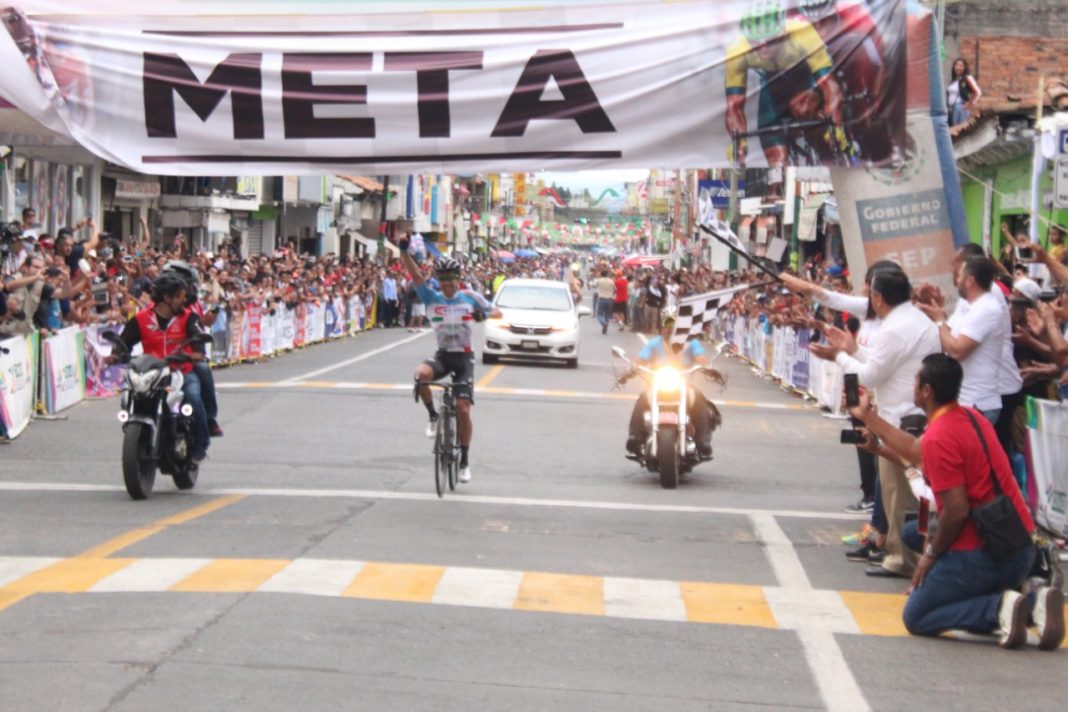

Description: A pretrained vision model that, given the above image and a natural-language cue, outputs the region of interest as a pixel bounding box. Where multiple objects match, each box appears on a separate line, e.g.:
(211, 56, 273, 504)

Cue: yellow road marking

(838, 591, 909, 637)
(344, 562, 446, 603)
(2, 558, 136, 594)
(0, 495, 245, 615)
(679, 582, 777, 628)
(79, 494, 246, 559)
(171, 559, 290, 593)
(515, 572, 605, 616)
(475, 364, 505, 388)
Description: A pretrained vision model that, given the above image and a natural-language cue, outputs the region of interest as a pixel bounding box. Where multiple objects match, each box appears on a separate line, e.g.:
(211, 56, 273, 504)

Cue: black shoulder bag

(963, 410, 1033, 562)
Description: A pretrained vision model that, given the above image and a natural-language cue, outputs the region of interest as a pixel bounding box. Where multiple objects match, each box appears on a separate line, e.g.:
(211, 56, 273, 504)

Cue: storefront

(103, 171, 161, 240)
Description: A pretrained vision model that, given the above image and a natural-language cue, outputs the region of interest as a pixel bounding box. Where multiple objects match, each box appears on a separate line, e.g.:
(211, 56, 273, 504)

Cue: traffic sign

(1055, 157, 1068, 209)
(1060, 128, 1068, 155)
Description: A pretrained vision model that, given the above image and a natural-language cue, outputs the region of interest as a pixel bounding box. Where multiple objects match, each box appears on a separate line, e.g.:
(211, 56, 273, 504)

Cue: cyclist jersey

(802, 4, 884, 97)
(638, 336, 706, 367)
(415, 284, 491, 353)
(725, 18, 833, 96)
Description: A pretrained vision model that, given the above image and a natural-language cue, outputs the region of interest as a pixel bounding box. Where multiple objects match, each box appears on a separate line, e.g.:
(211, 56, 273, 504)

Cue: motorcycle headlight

(654, 367, 682, 393)
(128, 369, 161, 393)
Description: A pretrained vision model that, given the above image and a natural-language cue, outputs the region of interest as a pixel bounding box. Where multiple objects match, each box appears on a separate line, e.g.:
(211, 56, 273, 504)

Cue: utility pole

(377, 174, 390, 259)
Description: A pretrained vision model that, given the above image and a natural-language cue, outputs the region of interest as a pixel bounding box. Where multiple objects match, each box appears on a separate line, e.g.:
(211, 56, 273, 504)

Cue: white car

(482, 278, 590, 368)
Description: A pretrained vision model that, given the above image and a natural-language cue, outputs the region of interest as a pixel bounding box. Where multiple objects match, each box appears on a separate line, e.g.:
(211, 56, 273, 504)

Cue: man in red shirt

(612, 269, 629, 332)
(851, 353, 1063, 650)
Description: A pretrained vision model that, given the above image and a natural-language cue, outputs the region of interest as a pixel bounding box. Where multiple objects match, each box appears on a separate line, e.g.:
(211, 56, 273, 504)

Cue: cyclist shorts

(423, 351, 475, 403)
(757, 64, 819, 150)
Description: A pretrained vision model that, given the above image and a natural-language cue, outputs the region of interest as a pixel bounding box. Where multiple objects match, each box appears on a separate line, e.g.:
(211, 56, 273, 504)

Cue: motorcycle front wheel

(122, 423, 157, 500)
(656, 429, 680, 489)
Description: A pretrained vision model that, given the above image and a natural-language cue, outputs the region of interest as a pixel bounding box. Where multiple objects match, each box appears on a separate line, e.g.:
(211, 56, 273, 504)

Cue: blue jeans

(870, 472, 888, 535)
(193, 362, 218, 421)
(902, 520, 1035, 637)
(980, 408, 1000, 426)
(181, 369, 210, 454)
(596, 297, 613, 328)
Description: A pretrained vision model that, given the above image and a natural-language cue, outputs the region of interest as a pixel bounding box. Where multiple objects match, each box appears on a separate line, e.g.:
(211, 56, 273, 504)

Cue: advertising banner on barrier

(307, 303, 326, 343)
(42, 326, 86, 414)
(0, 0, 906, 175)
(1028, 398, 1068, 537)
(0, 332, 38, 438)
(243, 303, 262, 358)
(228, 308, 244, 362)
(84, 324, 126, 398)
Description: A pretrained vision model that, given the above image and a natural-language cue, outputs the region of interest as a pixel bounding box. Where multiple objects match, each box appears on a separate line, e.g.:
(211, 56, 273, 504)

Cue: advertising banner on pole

(42, 326, 86, 414)
(84, 324, 126, 398)
(829, 4, 967, 297)
(0, 332, 38, 438)
(0, 0, 906, 174)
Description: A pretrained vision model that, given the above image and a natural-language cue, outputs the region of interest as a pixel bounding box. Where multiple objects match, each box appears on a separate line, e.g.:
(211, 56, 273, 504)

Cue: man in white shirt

(918, 256, 1011, 424)
(812, 270, 941, 577)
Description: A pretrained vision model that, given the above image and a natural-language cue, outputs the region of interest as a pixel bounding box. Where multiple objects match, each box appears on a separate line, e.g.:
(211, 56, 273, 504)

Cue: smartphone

(1014, 245, 1035, 262)
(844, 373, 860, 408)
(122, 255, 134, 263)
(44, 267, 61, 277)
(840, 429, 864, 445)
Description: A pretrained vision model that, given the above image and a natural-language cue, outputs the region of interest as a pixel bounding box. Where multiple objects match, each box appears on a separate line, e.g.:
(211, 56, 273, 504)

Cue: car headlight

(127, 369, 161, 393)
(654, 367, 683, 393)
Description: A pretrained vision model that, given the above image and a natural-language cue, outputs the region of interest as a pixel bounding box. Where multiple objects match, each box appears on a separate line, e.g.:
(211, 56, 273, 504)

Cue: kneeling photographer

(850, 353, 1063, 651)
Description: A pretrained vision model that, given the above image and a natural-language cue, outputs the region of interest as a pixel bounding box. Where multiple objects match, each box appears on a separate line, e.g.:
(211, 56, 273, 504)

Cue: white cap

(1013, 277, 1041, 303)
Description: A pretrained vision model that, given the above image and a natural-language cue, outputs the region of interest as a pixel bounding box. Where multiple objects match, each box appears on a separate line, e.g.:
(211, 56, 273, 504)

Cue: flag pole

(697, 223, 783, 282)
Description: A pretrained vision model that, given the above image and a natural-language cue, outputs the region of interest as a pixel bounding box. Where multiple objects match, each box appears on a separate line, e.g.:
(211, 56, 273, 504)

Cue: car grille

(508, 325, 552, 335)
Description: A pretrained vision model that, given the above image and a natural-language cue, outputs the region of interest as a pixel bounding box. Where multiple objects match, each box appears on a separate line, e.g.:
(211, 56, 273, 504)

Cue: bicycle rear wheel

(445, 412, 458, 492)
(434, 413, 447, 498)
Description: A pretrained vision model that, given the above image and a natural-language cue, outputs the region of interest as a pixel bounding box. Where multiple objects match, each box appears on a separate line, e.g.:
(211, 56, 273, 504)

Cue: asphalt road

(1, 317, 1064, 711)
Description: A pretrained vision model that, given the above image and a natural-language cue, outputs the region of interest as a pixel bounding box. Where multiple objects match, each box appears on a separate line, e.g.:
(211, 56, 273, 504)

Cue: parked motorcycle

(102, 331, 212, 500)
(612, 346, 724, 489)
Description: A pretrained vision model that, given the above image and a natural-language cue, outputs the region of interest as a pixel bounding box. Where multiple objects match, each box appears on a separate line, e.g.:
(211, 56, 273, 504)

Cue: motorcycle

(102, 331, 212, 500)
(612, 346, 724, 489)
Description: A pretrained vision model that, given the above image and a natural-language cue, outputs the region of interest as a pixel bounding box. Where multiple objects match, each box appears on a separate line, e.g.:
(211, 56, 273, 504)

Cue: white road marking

(89, 558, 213, 592)
(431, 566, 524, 609)
(750, 513, 870, 712)
(0, 557, 59, 587)
(604, 577, 687, 621)
(0, 482, 869, 522)
(259, 558, 366, 596)
(279, 330, 429, 383)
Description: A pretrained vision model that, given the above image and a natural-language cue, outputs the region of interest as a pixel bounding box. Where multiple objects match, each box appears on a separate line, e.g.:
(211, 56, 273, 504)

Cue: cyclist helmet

(151, 271, 190, 304)
(798, 0, 837, 21)
(740, 0, 786, 43)
(434, 257, 462, 277)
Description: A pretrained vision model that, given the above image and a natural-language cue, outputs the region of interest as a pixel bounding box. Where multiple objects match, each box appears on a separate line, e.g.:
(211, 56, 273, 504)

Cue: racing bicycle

(415, 380, 461, 497)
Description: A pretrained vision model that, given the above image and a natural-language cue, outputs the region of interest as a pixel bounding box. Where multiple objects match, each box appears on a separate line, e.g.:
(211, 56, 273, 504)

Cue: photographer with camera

(0, 252, 89, 337)
(850, 353, 1063, 651)
(810, 269, 941, 578)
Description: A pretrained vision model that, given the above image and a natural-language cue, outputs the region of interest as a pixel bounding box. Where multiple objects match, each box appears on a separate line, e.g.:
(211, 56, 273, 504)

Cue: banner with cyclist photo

(0, 0, 907, 174)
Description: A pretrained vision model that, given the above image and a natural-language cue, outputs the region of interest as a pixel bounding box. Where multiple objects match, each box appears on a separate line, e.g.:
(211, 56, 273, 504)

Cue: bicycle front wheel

(434, 415, 447, 498)
(445, 413, 458, 492)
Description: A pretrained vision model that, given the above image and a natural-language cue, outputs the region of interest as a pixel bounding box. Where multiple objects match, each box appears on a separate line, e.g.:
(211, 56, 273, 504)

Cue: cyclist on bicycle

(796, 0, 900, 164)
(724, 0, 844, 172)
(398, 236, 501, 484)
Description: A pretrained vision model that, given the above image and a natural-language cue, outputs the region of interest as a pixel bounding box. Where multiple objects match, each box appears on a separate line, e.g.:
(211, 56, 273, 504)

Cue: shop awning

(823, 198, 839, 225)
(798, 193, 829, 242)
(341, 175, 385, 192)
(113, 177, 161, 201)
(0, 102, 74, 146)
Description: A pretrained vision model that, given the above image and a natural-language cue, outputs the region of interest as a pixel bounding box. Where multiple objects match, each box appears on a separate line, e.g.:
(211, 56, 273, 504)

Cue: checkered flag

(672, 285, 749, 345)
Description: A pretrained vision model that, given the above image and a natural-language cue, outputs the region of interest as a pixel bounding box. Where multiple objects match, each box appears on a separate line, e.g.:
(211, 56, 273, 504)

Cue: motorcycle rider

(624, 310, 725, 459)
(110, 272, 211, 462)
(161, 260, 223, 438)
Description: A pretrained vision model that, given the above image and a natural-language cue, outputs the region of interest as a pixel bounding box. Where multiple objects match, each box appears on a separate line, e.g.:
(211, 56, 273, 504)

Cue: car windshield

(496, 285, 572, 311)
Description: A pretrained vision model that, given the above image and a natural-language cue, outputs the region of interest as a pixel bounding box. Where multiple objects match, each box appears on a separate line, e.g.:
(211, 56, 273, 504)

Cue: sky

(534, 170, 649, 195)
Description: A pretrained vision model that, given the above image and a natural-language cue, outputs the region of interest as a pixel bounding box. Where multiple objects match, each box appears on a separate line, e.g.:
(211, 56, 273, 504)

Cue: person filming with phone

(849, 353, 1063, 651)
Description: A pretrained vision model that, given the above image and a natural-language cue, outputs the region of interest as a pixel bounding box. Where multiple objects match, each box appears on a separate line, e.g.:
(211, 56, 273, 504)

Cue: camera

(840, 429, 864, 445)
(44, 267, 61, 277)
(1014, 244, 1036, 262)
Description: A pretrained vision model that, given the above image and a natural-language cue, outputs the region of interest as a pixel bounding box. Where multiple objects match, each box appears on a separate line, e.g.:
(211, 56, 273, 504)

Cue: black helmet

(435, 257, 461, 276)
(162, 260, 200, 305)
(2, 222, 23, 243)
(151, 272, 190, 304)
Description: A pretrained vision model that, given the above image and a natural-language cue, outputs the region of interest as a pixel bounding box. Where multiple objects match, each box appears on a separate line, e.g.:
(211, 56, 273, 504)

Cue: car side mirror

(577, 305, 592, 317)
(612, 346, 627, 360)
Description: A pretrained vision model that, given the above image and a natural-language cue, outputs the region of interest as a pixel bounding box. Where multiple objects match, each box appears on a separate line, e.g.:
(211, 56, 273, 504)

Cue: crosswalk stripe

(259, 558, 366, 597)
(679, 582, 777, 629)
(1, 558, 136, 594)
(515, 572, 605, 616)
(170, 559, 290, 593)
(344, 562, 446, 603)
(603, 577, 687, 622)
(90, 558, 213, 593)
(0, 557, 60, 588)
(431, 566, 524, 609)
(837, 591, 909, 637)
